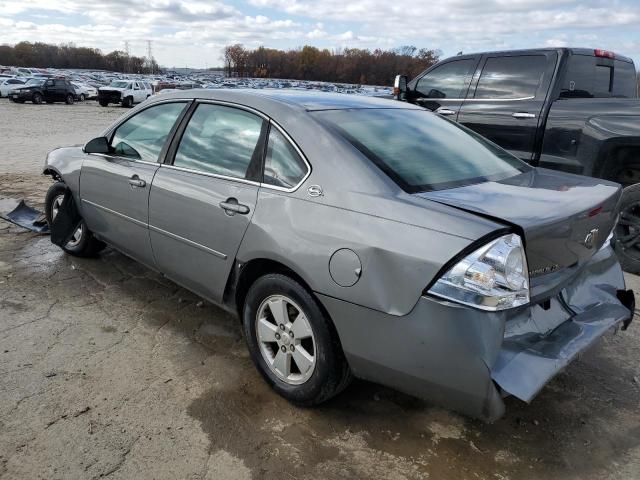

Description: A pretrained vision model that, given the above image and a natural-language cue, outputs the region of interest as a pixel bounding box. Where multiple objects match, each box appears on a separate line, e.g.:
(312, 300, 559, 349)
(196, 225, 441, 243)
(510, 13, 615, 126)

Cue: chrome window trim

(148, 224, 227, 259)
(417, 96, 535, 102)
(166, 99, 312, 193)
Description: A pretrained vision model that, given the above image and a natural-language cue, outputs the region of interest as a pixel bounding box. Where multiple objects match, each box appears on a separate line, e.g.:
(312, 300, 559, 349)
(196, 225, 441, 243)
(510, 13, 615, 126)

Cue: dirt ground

(1, 98, 639, 480)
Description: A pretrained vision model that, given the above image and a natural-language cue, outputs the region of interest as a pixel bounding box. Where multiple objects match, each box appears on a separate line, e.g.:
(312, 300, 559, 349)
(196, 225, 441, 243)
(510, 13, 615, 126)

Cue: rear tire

(45, 182, 105, 257)
(79, 93, 86, 102)
(614, 183, 640, 273)
(65, 94, 74, 105)
(242, 273, 351, 406)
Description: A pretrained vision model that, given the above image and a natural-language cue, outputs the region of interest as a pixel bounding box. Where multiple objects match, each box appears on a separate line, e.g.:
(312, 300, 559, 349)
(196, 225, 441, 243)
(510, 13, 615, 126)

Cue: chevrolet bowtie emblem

(583, 228, 599, 249)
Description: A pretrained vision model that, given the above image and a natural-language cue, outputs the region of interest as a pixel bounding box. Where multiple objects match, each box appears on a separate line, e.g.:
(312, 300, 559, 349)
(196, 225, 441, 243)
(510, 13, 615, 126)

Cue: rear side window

(474, 55, 547, 99)
(263, 127, 308, 189)
(111, 102, 187, 162)
(561, 55, 637, 98)
(415, 59, 475, 99)
(314, 109, 528, 193)
(173, 104, 266, 179)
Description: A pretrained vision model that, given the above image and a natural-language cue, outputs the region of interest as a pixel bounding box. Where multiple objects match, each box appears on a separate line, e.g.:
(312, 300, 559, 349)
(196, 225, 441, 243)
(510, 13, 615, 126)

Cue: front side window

(314, 108, 529, 193)
(173, 104, 265, 179)
(263, 127, 308, 189)
(110, 102, 187, 162)
(474, 55, 548, 99)
(415, 59, 475, 99)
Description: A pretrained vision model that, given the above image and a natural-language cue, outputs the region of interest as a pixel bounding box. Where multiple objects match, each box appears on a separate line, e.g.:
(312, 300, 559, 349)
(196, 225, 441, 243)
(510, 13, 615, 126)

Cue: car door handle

(512, 112, 536, 119)
(128, 177, 146, 188)
(435, 108, 456, 116)
(219, 199, 250, 215)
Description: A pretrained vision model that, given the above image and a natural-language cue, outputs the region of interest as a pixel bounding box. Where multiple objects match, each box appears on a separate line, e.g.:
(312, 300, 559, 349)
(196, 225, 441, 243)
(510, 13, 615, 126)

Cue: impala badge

(583, 228, 599, 249)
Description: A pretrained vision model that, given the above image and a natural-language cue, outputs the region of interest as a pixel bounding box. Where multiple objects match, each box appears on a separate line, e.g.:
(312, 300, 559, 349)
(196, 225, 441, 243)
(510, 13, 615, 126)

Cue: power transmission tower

(124, 41, 131, 73)
(146, 40, 155, 74)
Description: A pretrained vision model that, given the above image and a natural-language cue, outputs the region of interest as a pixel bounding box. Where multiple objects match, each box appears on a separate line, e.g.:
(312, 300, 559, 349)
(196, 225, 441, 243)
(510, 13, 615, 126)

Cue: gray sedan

(43, 90, 634, 421)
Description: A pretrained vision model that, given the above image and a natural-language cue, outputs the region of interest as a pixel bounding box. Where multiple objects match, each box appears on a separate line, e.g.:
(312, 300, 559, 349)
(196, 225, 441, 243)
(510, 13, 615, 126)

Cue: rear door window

(415, 59, 476, 99)
(474, 55, 548, 99)
(173, 104, 266, 180)
(262, 127, 308, 189)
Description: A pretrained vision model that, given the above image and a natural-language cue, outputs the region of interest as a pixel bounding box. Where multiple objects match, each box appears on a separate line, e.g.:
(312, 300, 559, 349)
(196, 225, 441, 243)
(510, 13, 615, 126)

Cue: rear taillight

(595, 49, 615, 59)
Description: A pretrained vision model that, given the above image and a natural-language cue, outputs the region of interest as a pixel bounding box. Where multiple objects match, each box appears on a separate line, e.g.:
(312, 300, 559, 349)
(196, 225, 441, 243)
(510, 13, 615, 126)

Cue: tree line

(0, 42, 158, 73)
(223, 44, 440, 85)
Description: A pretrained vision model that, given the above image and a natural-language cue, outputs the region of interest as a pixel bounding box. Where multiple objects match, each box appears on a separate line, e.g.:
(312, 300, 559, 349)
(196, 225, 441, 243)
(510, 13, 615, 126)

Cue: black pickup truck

(394, 48, 640, 271)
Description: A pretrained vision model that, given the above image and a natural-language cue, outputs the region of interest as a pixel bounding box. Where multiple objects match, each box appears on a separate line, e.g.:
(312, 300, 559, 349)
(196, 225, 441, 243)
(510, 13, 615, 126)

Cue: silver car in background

(43, 90, 634, 421)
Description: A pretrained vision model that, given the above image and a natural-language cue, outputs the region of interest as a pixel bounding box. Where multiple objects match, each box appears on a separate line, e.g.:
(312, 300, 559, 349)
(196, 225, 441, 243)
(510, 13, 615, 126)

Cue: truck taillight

(594, 49, 615, 59)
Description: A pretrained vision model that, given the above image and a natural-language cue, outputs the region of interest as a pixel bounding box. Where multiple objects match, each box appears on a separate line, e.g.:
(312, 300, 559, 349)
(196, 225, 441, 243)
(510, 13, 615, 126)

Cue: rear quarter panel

(237, 190, 485, 316)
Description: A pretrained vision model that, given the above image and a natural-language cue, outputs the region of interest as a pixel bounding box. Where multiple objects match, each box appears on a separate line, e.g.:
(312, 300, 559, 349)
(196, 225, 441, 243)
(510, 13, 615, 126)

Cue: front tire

(65, 94, 74, 105)
(45, 182, 105, 257)
(79, 93, 86, 102)
(32, 93, 43, 104)
(99, 99, 109, 107)
(121, 96, 133, 108)
(243, 273, 351, 405)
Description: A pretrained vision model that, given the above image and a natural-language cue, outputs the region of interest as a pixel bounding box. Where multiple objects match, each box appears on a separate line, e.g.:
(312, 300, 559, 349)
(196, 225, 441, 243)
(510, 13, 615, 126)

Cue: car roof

(153, 88, 422, 112)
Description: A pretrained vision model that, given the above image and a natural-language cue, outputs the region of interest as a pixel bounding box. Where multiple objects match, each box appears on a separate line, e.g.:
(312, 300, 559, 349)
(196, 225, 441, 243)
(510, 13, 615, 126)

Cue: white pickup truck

(98, 80, 152, 108)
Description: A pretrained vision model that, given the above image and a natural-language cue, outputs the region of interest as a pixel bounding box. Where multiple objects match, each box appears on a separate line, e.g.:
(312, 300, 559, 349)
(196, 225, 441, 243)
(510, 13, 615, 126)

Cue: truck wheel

(79, 93, 86, 102)
(99, 100, 109, 107)
(122, 96, 133, 108)
(614, 183, 640, 273)
(32, 93, 43, 104)
(65, 94, 74, 105)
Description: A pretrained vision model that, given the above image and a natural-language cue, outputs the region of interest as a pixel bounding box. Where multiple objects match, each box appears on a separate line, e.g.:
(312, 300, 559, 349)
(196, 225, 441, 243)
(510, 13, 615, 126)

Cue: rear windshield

(314, 109, 529, 192)
(561, 55, 637, 98)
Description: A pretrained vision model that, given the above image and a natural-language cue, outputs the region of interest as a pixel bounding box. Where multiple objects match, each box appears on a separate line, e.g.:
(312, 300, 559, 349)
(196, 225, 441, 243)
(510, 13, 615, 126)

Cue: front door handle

(128, 176, 146, 188)
(512, 112, 536, 119)
(220, 198, 250, 215)
(436, 108, 456, 116)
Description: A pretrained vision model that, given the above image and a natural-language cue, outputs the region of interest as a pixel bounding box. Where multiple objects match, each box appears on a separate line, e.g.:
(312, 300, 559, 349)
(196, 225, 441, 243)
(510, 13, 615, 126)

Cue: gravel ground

(0, 97, 639, 480)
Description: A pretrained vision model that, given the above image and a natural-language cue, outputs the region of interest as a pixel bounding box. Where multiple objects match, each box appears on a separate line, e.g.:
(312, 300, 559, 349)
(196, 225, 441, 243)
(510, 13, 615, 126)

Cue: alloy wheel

(256, 294, 316, 385)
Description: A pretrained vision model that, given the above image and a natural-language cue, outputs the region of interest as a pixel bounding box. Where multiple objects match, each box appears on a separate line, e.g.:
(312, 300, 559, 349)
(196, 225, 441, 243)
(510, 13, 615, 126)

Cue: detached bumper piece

(491, 299, 633, 403)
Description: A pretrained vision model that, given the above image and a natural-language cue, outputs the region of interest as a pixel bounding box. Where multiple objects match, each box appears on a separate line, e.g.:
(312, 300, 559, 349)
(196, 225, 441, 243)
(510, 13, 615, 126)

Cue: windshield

(110, 81, 130, 88)
(26, 79, 44, 86)
(314, 109, 530, 192)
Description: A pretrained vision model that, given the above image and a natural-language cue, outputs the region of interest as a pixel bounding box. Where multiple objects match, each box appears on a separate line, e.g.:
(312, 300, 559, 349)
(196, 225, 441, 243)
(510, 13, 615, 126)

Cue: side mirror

(393, 74, 409, 101)
(83, 136, 110, 154)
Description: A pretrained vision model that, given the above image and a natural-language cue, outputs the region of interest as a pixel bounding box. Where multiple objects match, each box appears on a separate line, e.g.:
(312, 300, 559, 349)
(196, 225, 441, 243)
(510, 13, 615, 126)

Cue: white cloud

(0, 0, 639, 67)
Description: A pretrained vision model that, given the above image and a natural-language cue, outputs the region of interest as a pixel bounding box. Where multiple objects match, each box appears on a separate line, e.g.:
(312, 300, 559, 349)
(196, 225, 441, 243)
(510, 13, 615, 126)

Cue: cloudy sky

(1, 0, 639, 68)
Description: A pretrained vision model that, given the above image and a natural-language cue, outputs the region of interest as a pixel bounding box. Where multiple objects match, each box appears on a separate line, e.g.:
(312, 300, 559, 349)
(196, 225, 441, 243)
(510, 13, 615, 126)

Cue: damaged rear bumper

(318, 244, 634, 422)
(491, 296, 632, 403)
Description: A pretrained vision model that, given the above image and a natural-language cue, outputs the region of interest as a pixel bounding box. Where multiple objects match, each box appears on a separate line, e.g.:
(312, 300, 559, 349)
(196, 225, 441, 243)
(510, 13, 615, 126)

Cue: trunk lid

(417, 168, 621, 285)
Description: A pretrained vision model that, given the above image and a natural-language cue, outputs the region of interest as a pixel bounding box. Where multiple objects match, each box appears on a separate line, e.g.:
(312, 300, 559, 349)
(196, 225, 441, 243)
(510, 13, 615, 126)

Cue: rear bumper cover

(318, 245, 633, 421)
